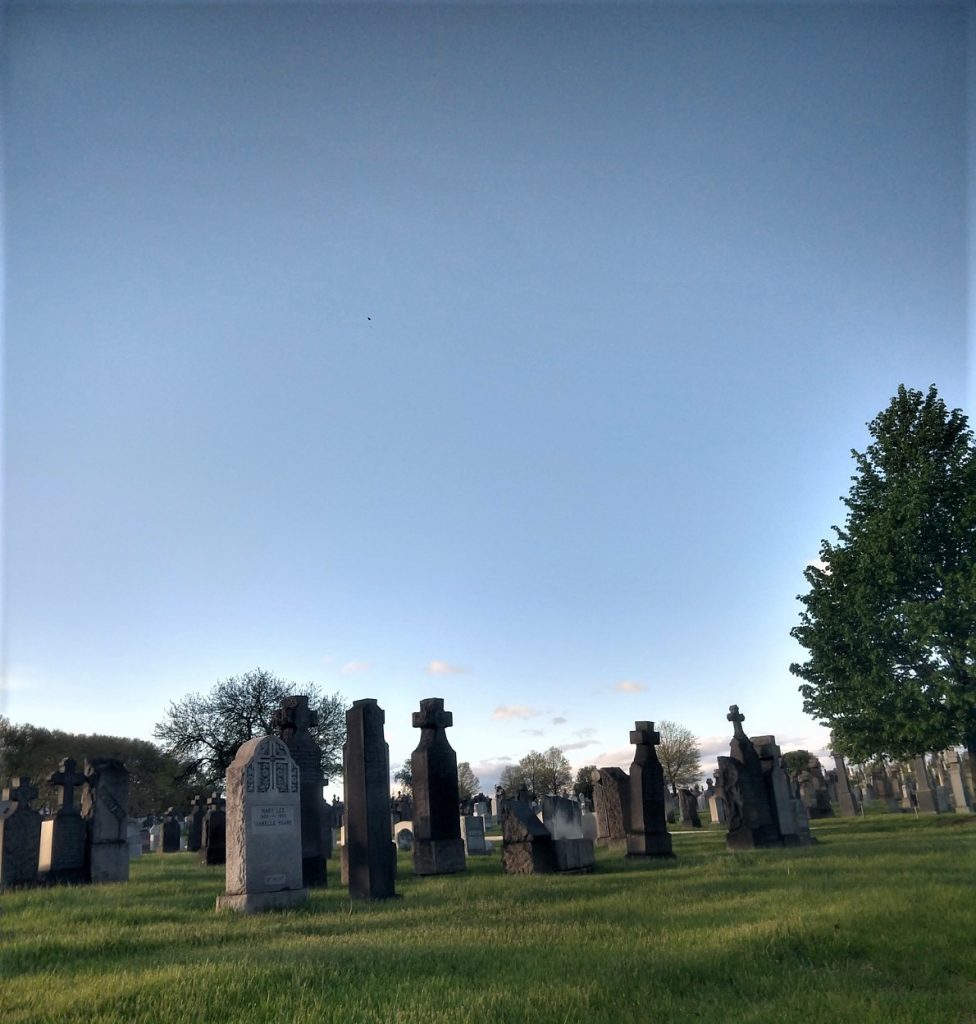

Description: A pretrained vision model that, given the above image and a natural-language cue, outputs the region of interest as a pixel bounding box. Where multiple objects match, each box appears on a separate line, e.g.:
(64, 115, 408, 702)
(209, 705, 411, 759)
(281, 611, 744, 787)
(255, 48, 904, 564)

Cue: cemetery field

(2, 815, 974, 1024)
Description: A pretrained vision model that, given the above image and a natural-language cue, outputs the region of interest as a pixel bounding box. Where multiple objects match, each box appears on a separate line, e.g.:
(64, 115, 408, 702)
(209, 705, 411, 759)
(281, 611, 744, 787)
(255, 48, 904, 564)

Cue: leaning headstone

(944, 749, 972, 813)
(797, 757, 834, 818)
(342, 698, 396, 899)
(162, 808, 182, 852)
(460, 815, 489, 855)
(753, 735, 813, 846)
(187, 795, 206, 852)
(591, 767, 630, 845)
(217, 735, 307, 913)
(678, 789, 702, 828)
(542, 795, 583, 839)
(501, 800, 555, 874)
(717, 706, 783, 851)
(912, 756, 939, 814)
(626, 722, 673, 857)
(200, 793, 226, 865)
(410, 698, 466, 875)
(0, 778, 42, 889)
(82, 758, 130, 883)
(831, 747, 861, 817)
(38, 758, 88, 884)
(273, 694, 330, 887)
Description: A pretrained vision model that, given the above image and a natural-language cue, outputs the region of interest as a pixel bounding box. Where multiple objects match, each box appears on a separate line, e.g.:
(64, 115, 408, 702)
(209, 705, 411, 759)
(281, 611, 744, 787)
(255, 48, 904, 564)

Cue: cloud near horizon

(427, 660, 470, 675)
(561, 739, 598, 752)
(614, 680, 647, 693)
(492, 705, 537, 721)
(552, 716, 567, 725)
(340, 661, 373, 675)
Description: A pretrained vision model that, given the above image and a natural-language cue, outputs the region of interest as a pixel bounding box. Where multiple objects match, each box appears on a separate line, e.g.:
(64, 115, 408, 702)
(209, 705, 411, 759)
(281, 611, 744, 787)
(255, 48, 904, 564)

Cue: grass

(2, 814, 974, 1024)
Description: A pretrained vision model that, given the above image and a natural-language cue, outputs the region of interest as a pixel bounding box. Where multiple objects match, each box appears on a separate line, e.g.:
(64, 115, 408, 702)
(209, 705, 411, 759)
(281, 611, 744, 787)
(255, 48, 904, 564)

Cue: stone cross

(727, 705, 747, 740)
(3, 778, 38, 807)
(48, 758, 87, 813)
(630, 721, 660, 747)
(412, 698, 453, 731)
(272, 695, 319, 735)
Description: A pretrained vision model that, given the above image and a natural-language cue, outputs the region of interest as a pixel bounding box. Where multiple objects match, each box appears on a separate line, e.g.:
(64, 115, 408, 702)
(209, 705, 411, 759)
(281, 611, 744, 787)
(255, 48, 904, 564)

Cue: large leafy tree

(791, 385, 976, 792)
(153, 668, 346, 788)
(656, 720, 703, 794)
(498, 746, 572, 798)
(456, 761, 480, 801)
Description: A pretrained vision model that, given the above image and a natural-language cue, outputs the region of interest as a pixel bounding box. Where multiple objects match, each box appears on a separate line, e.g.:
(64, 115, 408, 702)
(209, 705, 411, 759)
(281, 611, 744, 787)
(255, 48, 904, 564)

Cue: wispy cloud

(552, 716, 567, 725)
(340, 661, 373, 675)
(492, 705, 537, 720)
(561, 739, 598, 752)
(573, 727, 597, 739)
(427, 660, 471, 675)
(521, 728, 545, 737)
(614, 680, 647, 694)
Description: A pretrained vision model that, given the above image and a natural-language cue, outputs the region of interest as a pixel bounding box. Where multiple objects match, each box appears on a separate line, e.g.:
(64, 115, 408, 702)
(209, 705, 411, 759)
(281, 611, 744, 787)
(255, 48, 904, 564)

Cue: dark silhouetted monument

(343, 698, 396, 899)
(83, 758, 130, 882)
(410, 697, 466, 875)
(39, 758, 88, 884)
(626, 722, 673, 857)
(200, 792, 226, 865)
(187, 794, 206, 852)
(1, 777, 42, 889)
(717, 706, 783, 850)
(591, 767, 630, 845)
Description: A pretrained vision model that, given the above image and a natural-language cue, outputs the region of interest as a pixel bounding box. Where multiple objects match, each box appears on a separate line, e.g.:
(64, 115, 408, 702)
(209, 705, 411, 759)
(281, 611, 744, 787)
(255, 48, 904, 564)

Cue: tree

(393, 761, 412, 794)
(573, 764, 597, 800)
(791, 385, 976, 793)
(457, 761, 480, 801)
(656, 720, 703, 794)
(781, 749, 814, 777)
(498, 746, 571, 798)
(153, 668, 346, 787)
(0, 716, 194, 816)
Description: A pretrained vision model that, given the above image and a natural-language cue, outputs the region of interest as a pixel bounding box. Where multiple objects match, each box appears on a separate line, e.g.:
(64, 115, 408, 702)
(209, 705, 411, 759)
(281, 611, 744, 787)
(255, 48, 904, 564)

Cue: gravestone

(797, 757, 833, 818)
(542, 795, 583, 839)
(501, 800, 555, 874)
(394, 822, 414, 851)
(273, 694, 330, 887)
(217, 735, 307, 913)
(38, 757, 88, 884)
(83, 758, 130, 883)
(410, 698, 466, 875)
(187, 795, 206, 852)
(591, 767, 630, 845)
(830, 746, 861, 817)
(200, 793, 226, 865)
(944, 749, 972, 813)
(127, 822, 142, 860)
(460, 815, 489, 855)
(678, 789, 702, 828)
(753, 735, 813, 846)
(626, 722, 673, 857)
(912, 756, 939, 814)
(708, 775, 728, 825)
(149, 823, 163, 853)
(342, 698, 396, 899)
(162, 808, 182, 852)
(717, 706, 783, 851)
(0, 778, 42, 889)
(581, 808, 598, 839)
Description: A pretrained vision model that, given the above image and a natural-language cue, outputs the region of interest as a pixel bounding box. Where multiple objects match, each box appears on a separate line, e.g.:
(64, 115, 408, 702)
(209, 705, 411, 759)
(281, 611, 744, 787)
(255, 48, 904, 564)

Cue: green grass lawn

(2, 814, 974, 1024)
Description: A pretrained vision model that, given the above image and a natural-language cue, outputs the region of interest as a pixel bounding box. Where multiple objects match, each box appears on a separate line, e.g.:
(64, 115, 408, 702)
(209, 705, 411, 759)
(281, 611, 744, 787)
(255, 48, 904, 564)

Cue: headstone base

(38, 816, 87, 884)
(413, 837, 466, 875)
(552, 838, 595, 872)
(501, 839, 555, 875)
(87, 842, 130, 883)
(726, 828, 784, 851)
(217, 888, 308, 914)
(626, 832, 674, 857)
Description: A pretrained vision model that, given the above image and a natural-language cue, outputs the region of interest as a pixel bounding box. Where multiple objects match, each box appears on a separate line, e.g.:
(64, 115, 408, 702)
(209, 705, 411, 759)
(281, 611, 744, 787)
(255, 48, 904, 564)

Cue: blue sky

(1, 1, 970, 796)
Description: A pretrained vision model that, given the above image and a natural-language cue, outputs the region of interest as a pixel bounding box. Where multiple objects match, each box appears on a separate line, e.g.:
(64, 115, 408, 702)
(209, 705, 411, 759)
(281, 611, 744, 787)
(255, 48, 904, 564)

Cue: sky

(1, 1, 971, 799)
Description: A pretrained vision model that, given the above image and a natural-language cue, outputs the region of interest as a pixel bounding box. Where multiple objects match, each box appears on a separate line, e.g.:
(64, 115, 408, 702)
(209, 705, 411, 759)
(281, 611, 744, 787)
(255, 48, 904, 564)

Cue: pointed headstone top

(630, 721, 660, 746)
(412, 697, 453, 730)
(727, 704, 747, 740)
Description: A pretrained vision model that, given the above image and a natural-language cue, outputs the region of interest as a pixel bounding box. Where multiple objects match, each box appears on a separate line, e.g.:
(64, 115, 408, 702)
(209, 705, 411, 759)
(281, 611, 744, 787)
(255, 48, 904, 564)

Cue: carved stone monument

(590, 767, 630, 845)
(217, 735, 308, 913)
(410, 698, 466, 876)
(187, 795, 206, 852)
(626, 722, 673, 857)
(0, 778, 42, 889)
(82, 758, 130, 883)
(912, 756, 939, 814)
(717, 706, 783, 851)
(162, 808, 182, 852)
(944, 749, 972, 813)
(501, 800, 555, 874)
(200, 793, 226, 865)
(342, 699, 396, 899)
(678, 788, 702, 828)
(273, 695, 330, 887)
(38, 758, 88, 884)
(830, 744, 861, 817)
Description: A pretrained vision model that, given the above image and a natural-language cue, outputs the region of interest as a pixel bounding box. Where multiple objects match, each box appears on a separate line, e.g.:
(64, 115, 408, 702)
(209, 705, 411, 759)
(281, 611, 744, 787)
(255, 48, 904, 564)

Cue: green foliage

(781, 749, 814, 776)
(573, 764, 597, 800)
(0, 716, 193, 816)
(457, 761, 480, 800)
(1, 816, 974, 1023)
(498, 746, 571, 798)
(791, 385, 976, 780)
(153, 668, 345, 787)
(393, 761, 413, 794)
(656, 720, 703, 794)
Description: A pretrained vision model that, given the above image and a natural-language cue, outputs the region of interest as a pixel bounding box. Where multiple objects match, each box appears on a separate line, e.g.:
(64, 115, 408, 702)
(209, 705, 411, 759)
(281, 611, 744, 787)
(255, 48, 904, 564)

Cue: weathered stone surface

(501, 800, 554, 874)
(912, 756, 939, 814)
(831, 749, 861, 817)
(83, 758, 130, 883)
(591, 767, 630, 845)
(678, 789, 702, 828)
(0, 778, 41, 889)
(273, 694, 330, 887)
(460, 815, 488, 855)
(542, 795, 583, 839)
(410, 698, 466, 876)
(343, 699, 396, 899)
(717, 707, 783, 851)
(217, 735, 307, 914)
(944, 749, 972, 813)
(752, 735, 813, 847)
(552, 837, 595, 872)
(626, 722, 673, 858)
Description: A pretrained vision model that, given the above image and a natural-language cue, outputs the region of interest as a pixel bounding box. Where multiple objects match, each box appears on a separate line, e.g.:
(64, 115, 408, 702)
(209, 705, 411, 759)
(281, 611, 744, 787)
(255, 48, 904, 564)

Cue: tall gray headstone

(343, 699, 396, 899)
(626, 722, 673, 858)
(912, 756, 939, 814)
(0, 778, 41, 889)
(200, 792, 226, 865)
(944, 749, 972, 813)
(82, 758, 129, 883)
(411, 698, 466, 875)
(38, 758, 88, 884)
(217, 735, 308, 913)
(591, 767, 630, 845)
(830, 747, 861, 817)
(717, 706, 783, 850)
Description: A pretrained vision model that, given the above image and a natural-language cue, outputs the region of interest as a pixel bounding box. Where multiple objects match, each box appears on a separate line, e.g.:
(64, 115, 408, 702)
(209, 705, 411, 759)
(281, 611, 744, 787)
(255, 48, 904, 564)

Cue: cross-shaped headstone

(191, 794, 206, 811)
(273, 695, 319, 736)
(630, 721, 660, 747)
(207, 792, 225, 812)
(3, 777, 38, 807)
(412, 697, 453, 731)
(47, 757, 87, 812)
(727, 704, 747, 740)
